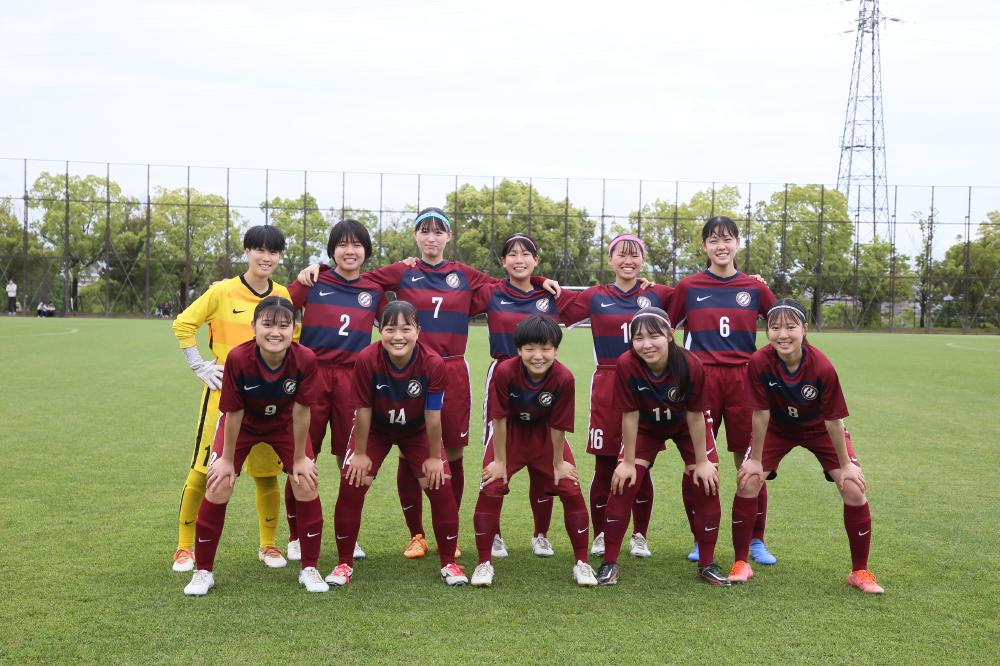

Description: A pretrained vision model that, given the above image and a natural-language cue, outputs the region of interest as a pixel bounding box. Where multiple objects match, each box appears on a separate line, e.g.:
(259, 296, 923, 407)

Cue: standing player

(668, 216, 777, 565)
(183, 297, 327, 595)
(284, 219, 385, 563)
(470, 316, 597, 587)
(558, 234, 673, 559)
(730, 299, 883, 594)
(327, 301, 467, 587)
(595, 307, 728, 586)
(470, 233, 581, 560)
(171, 225, 291, 574)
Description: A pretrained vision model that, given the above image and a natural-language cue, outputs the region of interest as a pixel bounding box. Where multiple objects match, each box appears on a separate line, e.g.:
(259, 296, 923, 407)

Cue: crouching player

(183, 297, 328, 596)
(471, 315, 597, 587)
(731, 299, 883, 594)
(596, 307, 729, 586)
(328, 301, 467, 587)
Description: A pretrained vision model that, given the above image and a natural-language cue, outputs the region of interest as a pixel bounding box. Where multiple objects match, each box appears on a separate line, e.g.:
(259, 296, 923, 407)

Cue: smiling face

(380, 311, 420, 365)
(333, 235, 366, 278)
(501, 242, 539, 284)
(518, 342, 557, 380)
(703, 228, 740, 274)
(608, 241, 644, 284)
(767, 310, 807, 362)
(244, 247, 282, 280)
(252, 310, 294, 356)
(414, 222, 451, 263)
(631, 321, 671, 372)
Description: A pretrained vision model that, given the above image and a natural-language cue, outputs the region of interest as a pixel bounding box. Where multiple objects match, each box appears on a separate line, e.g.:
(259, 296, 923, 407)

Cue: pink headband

(631, 310, 672, 328)
(505, 234, 537, 253)
(608, 234, 646, 256)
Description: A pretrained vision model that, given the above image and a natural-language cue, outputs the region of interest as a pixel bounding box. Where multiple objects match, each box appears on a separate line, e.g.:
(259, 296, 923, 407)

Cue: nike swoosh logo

(446, 535, 457, 540)
(706, 447, 716, 456)
(510, 393, 520, 398)
(850, 457, 858, 463)
(500, 299, 514, 305)
(536, 498, 551, 504)
(696, 295, 711, 302)
(577, 528, 588, 533)
(232, 309, 246, 314)
(595, 503, 607, 509)
(858, 530, 870, 536)
(197, 538, 212, 543)
(600, 302, 613, 308)
(244, 385, 261, 390)
(475, 531, 487, 536)
(287, 514, 296, 519)
(732, 520, 743, 524)
(306, 532, 320, 538)
(607, 517, 619, 523)
(402, 505, 414, 511)
(411, 276, 425, 282)
(635, 499, 649, 504)
(704, 526, 718, 531)
(318, 290, 335, 296)
(376, 384, 389, 389)
(460, 431, 469, 438)
(768, 381, 779, 387)
(638, 387, 650, 391)
(336, 535, 348, 540)
(265, 517, 276, 522)
(184, 520, 195, 525)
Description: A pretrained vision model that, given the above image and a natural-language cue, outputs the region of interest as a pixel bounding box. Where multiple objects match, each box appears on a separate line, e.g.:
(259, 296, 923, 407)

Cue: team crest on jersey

(407, 379, 424, 398)
(736, 291, 752, 307)
(637, 296, 652, 309)
(667, 386, 681, 403)
(445, 272, 461, 289)
(358, 291, 373, 308)
(537, 391, 554, 407)
(535, 298, 550, 312)
(283, 379, 298, 395)
(800, 384, 818, 400)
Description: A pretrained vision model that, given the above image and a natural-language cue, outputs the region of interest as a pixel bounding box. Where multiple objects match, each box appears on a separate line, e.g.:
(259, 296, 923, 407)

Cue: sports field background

(2, 319, 998, 664)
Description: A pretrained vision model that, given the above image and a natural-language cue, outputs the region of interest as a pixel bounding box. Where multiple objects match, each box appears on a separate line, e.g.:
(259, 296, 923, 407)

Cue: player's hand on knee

(611, 461, 636, 495)
(207, 459, 235, 493)
(297, 263, 321, 286)
(346, 453, 372, 487)
(554, 461, 578, 485)
(423, 458, 445, 490)
(737, 459, 764, 492)
(836, 464, 867, 495)
(693, 461, 720, 496)
(481, 461, 507, 487)
(292, 457, 318, 493)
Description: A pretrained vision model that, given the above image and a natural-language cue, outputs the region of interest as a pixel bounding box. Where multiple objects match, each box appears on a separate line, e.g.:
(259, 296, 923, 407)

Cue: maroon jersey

(287, 268, 386, 366)
(488, 357, 575, 434)
(746, 343, 849, 435)
(366, 259, 499, 358)
(668, 270, 776, 366)
(352, 340, 447, 435)
(559, 283, 674, 367)
(471, 280, 581, 360)
(612, 349, 707, 439)
(219, 340, 319, 435)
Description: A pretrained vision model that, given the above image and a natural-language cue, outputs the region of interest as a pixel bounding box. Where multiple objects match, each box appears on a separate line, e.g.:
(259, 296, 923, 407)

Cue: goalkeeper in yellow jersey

(170, 225, 296, 573)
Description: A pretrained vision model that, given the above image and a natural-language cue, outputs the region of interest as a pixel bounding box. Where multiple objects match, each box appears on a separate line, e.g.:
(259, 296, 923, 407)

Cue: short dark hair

(379, 300, 419, 329)
(502, 233, 538, 257)
(327, 219, 372, 264)
(514, 315, 562, 349)
(767, 297, 807, 326)
(243, 225, 286, 252)
(702, 216, 740, 242)
(414, 207, 451, 234)
(253, 295, 296, 325)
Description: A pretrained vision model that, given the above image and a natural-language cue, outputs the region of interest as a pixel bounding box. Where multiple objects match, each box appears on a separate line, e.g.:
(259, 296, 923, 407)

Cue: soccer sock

(473, 494, 503, 564)
(690, 479, 722, 566)
(681, 471, 699, 537)
(753, 482, 768, 541)
(844, 502, 872, 571)
(333, 480, 367, 566)
(528, 467, 554, 536)
(254, 475, 280, 548)
(425, 481, 460, 565)
(284, 477, 298, 542)
(589, 456, 616, 535)
(632, 471, 654, 536)
(397, 459, 425, 536)
(449, 457, 465, 511)
(295, 496, 323, 569)
(193, 498, 228, 572)
(602, 465, 646, 565)
(177, 469, 206, 550)
(561, 493, 590, 562)
(731, 495, 758, 563)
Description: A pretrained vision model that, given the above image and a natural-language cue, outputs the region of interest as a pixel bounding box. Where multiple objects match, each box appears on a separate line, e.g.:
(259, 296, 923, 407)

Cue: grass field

(2, 317, 998, 664)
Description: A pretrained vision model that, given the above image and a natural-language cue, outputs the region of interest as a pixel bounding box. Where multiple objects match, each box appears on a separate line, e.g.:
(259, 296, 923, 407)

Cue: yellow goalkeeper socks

(254, 475, 280, 548)
(177, 469, 207, 550)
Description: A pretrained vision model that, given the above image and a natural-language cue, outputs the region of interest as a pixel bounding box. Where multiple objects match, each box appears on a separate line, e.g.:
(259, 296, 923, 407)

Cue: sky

(2, 0, 999, 234)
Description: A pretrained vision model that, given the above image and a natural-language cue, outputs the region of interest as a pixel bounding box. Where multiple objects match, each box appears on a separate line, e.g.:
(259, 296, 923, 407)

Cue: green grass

(2, 318, 998, 664)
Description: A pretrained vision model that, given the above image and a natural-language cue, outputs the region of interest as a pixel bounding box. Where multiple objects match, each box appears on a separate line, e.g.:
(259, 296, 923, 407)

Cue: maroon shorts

(441, 356, 471, 450)
(620, 414, 721, 468)
(587, 367, 623, 457)
(703, 363, 753, 453)
(309, 363, 357, 457)
(757, 428, 860, 480)
(481, 427, 581, 498)
(210, 414, 315, 475)
(343, 429, 450, 481)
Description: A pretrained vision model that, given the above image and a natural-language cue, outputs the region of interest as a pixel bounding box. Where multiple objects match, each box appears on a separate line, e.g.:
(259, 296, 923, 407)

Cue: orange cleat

(728, 560, 754, 583)
(404, 533, 429, 559)
(847, 569, 885, 594)
(172, 547, 194, 573)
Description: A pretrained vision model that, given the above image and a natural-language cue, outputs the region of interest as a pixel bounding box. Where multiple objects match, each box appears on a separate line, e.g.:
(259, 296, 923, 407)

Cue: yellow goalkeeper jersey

(172, 275, 294, 363)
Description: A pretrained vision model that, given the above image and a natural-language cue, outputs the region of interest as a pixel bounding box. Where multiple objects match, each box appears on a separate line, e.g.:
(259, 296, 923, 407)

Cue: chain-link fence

(1, 158, 997, 331)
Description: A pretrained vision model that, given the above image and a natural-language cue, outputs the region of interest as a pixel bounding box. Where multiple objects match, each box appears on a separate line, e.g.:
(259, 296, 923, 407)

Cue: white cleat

(630, 532, 652, 558)
(353, 542, 367, 560)
(259, 546, 288, 568)
(325, 563, 353, 586)
(286, 539, 301, 561)
(183, 569, 215, 596)
(573, 560, 599, 586)
(531, 533, 555, 557)
(172, 548, 195, 573)
(491, 534, 509, 559)
(298, 566, 330, 593)
(441, 562, 468, 586)
(591, 531, 606, 556)
(471, 561, 495, 587)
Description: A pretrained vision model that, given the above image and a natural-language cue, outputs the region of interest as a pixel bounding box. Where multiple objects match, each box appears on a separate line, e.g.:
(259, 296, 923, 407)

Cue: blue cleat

(749, 538, 777, 565)
(687, 542, 699, 562)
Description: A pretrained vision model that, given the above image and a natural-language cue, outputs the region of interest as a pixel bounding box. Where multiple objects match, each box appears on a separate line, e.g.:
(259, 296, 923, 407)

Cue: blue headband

(414, 210, 451, 231)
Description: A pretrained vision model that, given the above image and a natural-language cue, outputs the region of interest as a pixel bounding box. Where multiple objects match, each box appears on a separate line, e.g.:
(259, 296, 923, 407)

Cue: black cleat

(596, 562, 620, 585)
(697, 562, 732, 587)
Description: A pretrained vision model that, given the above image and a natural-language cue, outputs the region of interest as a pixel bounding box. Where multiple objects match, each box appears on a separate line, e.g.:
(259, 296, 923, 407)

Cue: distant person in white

(5, 279, 16, 315)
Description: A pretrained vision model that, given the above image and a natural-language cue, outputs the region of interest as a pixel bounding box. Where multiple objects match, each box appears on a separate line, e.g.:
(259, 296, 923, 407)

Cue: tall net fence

(1, 158, 997, 331)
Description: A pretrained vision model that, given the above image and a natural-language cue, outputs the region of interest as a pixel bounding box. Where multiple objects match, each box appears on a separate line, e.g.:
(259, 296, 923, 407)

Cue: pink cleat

(847, 569, 885, 594)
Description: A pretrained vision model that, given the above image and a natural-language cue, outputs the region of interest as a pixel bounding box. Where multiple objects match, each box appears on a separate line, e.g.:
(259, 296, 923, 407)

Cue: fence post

(923, 186, 935, 332)
(889, 185, 897, 332)
(21, 159, 29, 313)
(378, 173, 384, 261)
(104, 163, 112, 315)
(145, 165, 151, 317)
(302, 170, 309, 268)
(780, 183, 789, 291)
(563, 177, 570, 283)
(225, 168, 232, 276)
(637, 180, 643, 238)
(744, 183, 752, 275)
(962, 186, 972, 331)
(815, 185, 825, 328)
(527, 177, 533, 237)
(600, 179, 607, 284)
(671, 181, 679, 285)
(63, 161, 70, 315)
(852, 210, 860, 330)
(185, 166, 191, 309)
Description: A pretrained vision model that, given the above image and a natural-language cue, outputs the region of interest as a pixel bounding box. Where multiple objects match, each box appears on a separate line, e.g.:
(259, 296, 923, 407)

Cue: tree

(844, 238, 915, 328)
(261, 193, 328, 276)
(936, 211, 1000, 329)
